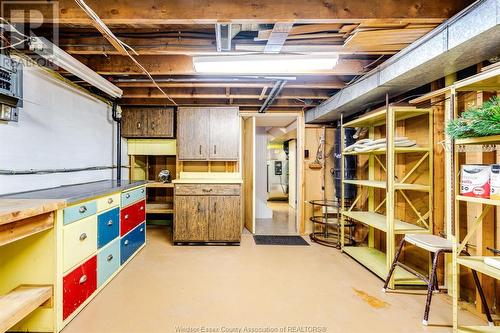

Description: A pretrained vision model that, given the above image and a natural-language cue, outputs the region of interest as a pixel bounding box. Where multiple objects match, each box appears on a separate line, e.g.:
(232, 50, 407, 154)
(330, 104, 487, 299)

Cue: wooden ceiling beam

(120, 87, 331, 100)
(114, 80, 345, 89)
(9, 0, 467, 25)
(80, 55, 372, 75)
(118, 98, 313, 107)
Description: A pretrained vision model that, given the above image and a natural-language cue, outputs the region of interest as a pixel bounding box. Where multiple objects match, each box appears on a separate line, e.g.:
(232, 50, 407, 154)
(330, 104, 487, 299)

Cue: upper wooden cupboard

(177, 107, 240, 161)
(121, 108, 174, 138)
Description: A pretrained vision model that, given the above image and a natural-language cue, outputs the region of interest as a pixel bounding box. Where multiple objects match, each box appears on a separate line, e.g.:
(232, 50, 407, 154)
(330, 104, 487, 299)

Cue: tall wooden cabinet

(173, 184, 241, 243)
(177, 107, 239, 160)
(122, 108, 174, 138)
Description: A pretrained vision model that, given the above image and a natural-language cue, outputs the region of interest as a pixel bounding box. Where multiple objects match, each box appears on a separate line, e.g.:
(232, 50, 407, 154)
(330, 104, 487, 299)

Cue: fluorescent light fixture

(29, 37, 123, 98)
(193, 54, 339, 74)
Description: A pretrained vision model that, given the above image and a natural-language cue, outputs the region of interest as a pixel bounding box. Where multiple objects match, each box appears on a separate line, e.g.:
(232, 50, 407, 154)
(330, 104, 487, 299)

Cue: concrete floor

(255, 201, 297, 235)
(63, 226, 485, 333)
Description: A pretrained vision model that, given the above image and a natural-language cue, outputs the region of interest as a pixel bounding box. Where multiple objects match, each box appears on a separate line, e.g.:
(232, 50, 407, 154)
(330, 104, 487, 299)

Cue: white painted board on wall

(255, 126, 272, 219)
(0, 66, 128, 195)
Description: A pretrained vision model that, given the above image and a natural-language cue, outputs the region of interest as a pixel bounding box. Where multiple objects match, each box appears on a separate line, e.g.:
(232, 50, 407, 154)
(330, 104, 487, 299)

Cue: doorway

(242, 113, 303, 235)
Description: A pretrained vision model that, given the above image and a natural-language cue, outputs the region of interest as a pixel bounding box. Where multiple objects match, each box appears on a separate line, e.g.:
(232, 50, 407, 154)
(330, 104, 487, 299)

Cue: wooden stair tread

(0, 285, 52, 332)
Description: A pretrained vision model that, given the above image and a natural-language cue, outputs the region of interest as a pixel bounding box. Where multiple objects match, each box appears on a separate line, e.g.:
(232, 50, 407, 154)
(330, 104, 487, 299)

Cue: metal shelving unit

(448, 66, 500, 333)
(340, 103, 434, 288)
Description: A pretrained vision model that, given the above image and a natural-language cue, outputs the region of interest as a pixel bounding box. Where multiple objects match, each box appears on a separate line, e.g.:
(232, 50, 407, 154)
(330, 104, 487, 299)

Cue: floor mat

(253, 235, 310, 246)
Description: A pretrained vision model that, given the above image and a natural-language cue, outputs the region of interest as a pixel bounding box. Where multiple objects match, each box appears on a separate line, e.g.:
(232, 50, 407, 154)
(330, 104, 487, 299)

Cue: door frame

(240, 112, 305, 235)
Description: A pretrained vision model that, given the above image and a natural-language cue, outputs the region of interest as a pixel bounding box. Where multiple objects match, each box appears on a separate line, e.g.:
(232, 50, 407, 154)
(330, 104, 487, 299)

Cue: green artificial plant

(446, 96, 500, 139)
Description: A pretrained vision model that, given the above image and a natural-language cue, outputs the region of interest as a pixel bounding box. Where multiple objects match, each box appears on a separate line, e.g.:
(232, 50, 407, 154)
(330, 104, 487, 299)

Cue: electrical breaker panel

(0, 54, 23, 122)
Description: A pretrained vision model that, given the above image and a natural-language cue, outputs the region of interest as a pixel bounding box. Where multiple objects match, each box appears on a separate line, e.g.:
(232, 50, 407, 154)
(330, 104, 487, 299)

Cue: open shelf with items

(446, 66, 500, 332)
(128, 139, 177, 217)
(340, 104, 433, 288)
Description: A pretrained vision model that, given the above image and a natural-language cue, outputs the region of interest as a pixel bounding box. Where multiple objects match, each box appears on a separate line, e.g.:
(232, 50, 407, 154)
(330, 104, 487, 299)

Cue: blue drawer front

(64, 201, 97, 225)
(97, 207, 120, 248)
(121, 187, 146, 207)
(120, 222, 146, 265)
(97, 239, 120, 287)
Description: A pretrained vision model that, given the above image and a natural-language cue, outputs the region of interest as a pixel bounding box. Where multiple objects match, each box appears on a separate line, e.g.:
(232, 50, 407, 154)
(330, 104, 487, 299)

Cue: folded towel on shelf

(344, 137, 417, 153)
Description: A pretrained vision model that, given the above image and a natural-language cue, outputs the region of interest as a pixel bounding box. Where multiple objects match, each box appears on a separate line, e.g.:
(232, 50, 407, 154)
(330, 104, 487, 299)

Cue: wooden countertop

(0, 199, 66, 225)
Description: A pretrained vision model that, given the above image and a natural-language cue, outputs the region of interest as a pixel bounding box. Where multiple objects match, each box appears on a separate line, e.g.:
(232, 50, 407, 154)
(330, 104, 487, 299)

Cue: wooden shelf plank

(343, 106, 430, 128)
(454, 66, 500, 92)
(146, 181, 175, 188)
(343, 246, 426, 285)
(455, 135, 500, 145)
(0, 285, 52, 333)
(458, 326, 500, 333)
(343, 179, 430, 192)
(146, 202, 174, 214)
(457, 257, 500, 280)
(342, 211, 428, 234)
(456, 195, 500, 206)
(343, 146, 430, 155)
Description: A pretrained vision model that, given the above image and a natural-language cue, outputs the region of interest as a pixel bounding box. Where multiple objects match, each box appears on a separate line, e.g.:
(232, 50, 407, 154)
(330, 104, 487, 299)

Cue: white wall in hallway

(0, 66, 128, 195)
(254, 126, 272, 219)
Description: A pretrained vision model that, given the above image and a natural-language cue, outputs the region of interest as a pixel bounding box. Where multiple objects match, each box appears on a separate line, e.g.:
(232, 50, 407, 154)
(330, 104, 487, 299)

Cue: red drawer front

(63, 256, 97, 320)
(120, 200, 146, 236)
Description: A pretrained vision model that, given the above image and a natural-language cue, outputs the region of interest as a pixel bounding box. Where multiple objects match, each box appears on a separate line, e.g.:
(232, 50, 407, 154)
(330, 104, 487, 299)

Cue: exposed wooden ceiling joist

(10, 0, 467, 25)
(120, 87, 332, 100)
(113, 79, 345, 89)
(79, 55, 372, 75)
(118, 98, 312, 107)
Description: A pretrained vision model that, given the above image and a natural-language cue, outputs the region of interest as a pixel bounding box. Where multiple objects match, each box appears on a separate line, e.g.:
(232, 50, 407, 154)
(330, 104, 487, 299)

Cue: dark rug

(253, 235, 310, 246)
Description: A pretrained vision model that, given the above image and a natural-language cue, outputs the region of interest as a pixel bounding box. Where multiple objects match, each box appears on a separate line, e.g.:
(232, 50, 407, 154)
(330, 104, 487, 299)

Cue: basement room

(0, 1, 499, 332)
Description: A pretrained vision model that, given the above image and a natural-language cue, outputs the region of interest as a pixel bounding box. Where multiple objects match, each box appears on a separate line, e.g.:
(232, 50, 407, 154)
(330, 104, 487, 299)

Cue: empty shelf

(343, 106, 431, 128)
(457, 257, 500, 280)
(343, 180, 429, 192)
(342, 211, 428, 234)
(343, 247, 425, 286)
(455, 134, 500, 145)
(146, 202, 174, 214)
(0, 285, 52, 333)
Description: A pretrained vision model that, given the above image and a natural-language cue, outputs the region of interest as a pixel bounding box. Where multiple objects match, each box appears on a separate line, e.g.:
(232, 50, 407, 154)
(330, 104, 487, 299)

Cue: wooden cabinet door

(146, 108, 174, 137)
(177, 107, 209, 160)
(209, 195, 241, 242)
(209, 107, 240, 160)
(122, 109, 146, 137)
(174, 195, 209, 241)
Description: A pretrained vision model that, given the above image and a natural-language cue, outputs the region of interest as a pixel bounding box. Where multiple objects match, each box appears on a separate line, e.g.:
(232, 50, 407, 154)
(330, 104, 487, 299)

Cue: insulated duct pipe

(258, 80, 287, 113)
(111, 100, 122, 183)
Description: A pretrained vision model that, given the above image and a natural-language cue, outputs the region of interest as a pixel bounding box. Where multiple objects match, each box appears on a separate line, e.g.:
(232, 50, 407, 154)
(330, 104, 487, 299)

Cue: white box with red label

(460, 165, 490, 198)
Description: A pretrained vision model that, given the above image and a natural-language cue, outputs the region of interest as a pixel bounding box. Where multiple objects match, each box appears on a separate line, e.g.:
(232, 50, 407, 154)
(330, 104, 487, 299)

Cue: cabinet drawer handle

(151, 121, 155, 130)
(140, 227, 144, 232)
(79, 233, 87, 241)
(214, 145, 216, 154)
(214, 202, 217, 212)
(107, 198, 114, 204)
(125, 214, 129, 219)
(79, 275, 87, 284)
(125, 193, 131, 199)
(140, 206, 144, 211)
(137, 122, 141, 129)
(124, 240, 129, 246)
(202, 188, 213, 193)
(79, 206, 87, 214)
(197, 202, 201, 212)
(107, 220, 113, 226)
(141, 189, 145, 194)
(199, 145, 202, 155)
(107, 254, 113, 262)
